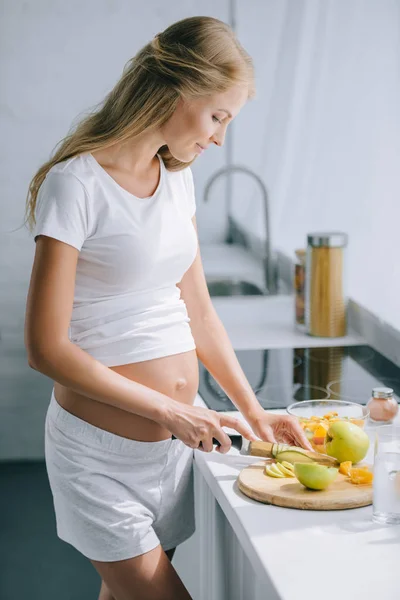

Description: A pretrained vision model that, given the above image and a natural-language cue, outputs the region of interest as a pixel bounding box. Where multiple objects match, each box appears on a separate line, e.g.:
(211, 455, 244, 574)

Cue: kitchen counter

(193, 409, 400, 600)
(173, 294, 400, 600)
(210, 295, 364, 349)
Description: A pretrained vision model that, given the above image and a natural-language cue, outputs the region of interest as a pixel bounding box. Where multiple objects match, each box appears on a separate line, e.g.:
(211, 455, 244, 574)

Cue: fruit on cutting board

(281, 461, 296, 471)
(325, 421, 369, 464)
(276, 463, 295, 477)
(265, 466, 284, 478)
(339, 461, 373, 484)
(275, 448, 317, 465)
(339, 461, 352, 476)
(265, 461, 295, 478)
(294, 463, 339, 490)
(348, 466, 374, 485)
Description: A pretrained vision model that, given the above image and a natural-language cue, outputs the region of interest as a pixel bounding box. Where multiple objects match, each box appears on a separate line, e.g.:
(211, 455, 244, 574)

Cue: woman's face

(161, 85, 248, 162)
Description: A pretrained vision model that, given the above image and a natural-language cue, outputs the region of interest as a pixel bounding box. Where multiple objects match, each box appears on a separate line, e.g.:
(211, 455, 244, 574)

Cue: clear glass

(286, 399, 369, 454)
(373, 425, 400, 524)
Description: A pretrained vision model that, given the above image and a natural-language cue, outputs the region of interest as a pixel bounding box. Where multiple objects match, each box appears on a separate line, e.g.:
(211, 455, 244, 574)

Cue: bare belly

(54, 350, 199, 442)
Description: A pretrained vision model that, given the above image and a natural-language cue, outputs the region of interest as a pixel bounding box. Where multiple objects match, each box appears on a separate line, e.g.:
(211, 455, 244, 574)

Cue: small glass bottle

(294, 249, 306, 330)
(367, 387, 399, 424)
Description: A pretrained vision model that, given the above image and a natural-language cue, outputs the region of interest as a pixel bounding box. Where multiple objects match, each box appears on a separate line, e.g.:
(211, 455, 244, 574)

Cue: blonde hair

(25, 16, 255, 230)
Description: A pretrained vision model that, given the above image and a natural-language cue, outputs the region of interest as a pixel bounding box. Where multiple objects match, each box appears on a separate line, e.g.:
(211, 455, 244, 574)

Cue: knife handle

(171, 434, 243, 450)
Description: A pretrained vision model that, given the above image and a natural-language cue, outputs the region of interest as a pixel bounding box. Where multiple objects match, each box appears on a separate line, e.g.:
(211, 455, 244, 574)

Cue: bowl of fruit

(286, 399, 370, 457)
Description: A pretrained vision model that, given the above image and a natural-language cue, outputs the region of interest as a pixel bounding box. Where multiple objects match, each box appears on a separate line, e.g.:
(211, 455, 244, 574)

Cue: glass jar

(305, 232, 348, 337)
(294, 249, 306, 329)
(367, 387, 399, 424)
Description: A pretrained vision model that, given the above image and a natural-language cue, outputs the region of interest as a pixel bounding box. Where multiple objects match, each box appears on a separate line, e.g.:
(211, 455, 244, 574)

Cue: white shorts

(44, 391, 196, 562)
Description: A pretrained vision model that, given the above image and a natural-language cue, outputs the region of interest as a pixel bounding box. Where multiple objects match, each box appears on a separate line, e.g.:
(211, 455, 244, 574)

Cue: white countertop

(210, 295, 364, 349)
(192, 295, 400, 600)
(194, 420, 400, 600)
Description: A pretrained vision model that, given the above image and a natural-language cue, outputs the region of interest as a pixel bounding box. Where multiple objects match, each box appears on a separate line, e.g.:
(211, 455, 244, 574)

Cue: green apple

(275, 449, 316, 465)
(325, 421, 369, 464)
(294, 463, 338, 490)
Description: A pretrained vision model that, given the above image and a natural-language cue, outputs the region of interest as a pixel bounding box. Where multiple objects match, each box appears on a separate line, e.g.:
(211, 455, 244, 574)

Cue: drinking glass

(373, 425, 400, 524)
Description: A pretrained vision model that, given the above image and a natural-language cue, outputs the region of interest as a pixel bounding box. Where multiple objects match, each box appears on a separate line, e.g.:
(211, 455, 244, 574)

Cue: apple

(294, 463, 338, 490)
(325, 421, 369, 464)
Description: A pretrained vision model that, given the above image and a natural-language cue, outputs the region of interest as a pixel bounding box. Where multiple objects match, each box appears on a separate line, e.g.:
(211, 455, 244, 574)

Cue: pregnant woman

(24, 16, 311, 600)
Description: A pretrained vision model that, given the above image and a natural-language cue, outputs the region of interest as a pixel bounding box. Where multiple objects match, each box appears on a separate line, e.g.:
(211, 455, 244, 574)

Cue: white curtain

(227, 0, 400, 328)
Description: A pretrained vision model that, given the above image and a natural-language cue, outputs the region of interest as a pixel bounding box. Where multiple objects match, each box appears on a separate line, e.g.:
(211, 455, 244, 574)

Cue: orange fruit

(314, 424, 329, 437)
(339, 461, 352, 476)
(307, 422, 323, 432)
(323, 411, 338, 419)
(348, 467, 373, 485)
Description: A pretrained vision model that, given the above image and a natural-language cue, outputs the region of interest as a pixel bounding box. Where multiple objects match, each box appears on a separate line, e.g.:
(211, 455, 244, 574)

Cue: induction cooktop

(198, 345, 400, 411)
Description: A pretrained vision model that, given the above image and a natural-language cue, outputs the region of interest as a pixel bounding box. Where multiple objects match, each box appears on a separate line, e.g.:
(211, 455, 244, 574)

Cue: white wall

(0, 0, 230, 459)
(1, 1, 400, 460)
(230, 0, 400, 329)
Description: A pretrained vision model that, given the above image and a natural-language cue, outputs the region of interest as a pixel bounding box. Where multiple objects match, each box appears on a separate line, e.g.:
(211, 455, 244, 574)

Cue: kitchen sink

(206, 279, 265, 296)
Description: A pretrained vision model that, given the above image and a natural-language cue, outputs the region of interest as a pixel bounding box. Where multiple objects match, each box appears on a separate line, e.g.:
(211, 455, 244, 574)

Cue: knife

(172, 434, 338, 466)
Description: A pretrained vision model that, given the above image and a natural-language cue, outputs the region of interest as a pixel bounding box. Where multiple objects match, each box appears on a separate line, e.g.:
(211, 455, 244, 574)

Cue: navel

(175, 378, 187, 391)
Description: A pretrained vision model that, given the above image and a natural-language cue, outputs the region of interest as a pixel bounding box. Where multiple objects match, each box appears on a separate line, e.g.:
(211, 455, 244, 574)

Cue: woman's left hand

(251, 412, 313, 451)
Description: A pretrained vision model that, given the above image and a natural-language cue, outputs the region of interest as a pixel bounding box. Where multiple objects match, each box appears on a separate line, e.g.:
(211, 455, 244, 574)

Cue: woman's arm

(178, 228, 264, 425)
(25, 235, 256, 451)
(25, 236, 173, 422)
(178, 218, 312, 449)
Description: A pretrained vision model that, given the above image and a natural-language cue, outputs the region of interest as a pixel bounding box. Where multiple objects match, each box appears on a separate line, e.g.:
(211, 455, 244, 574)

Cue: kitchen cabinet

(173, 296, 399, 600)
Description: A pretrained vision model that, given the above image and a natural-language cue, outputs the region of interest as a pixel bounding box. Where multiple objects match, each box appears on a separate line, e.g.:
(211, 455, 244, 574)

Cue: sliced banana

(265, 464, 285, 478)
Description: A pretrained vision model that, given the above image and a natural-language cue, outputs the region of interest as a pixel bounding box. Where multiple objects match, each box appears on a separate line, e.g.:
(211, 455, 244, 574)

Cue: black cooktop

(198, 345, 400, 411)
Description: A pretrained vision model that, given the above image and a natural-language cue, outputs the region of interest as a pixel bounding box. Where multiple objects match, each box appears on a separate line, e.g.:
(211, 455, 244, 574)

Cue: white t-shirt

(33, 153, 198, 366)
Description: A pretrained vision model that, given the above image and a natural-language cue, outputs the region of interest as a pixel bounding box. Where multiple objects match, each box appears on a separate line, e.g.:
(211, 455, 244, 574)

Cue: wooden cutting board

(238, 460, 372, 510)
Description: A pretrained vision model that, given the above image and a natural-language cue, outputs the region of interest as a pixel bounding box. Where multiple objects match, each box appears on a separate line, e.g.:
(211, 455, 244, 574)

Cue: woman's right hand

(160, 399, 258, 453)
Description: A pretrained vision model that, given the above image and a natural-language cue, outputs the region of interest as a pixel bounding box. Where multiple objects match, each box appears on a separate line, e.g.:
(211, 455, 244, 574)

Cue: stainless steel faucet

(203, 165, 276, 294)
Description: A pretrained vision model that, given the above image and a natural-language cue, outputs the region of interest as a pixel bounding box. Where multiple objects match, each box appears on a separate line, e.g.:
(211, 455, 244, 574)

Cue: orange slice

(314, 424, 329, 438)
(305, 421, 320, 431)
(323, 411, 338, 419)
(339, 461, 352, 476)
(348, 467, 373, 485)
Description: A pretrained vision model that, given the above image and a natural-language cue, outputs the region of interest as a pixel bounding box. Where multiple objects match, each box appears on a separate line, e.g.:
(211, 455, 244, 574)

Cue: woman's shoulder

(46, 153, 93, 187)
(163, 163, 195, 217)
(180, 165, 195, 195)
(164, 162, 194, 188)
(34, 155, 94, 251)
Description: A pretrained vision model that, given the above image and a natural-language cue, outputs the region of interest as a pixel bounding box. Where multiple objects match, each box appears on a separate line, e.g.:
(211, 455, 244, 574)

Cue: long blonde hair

(25, 16, 255, 230)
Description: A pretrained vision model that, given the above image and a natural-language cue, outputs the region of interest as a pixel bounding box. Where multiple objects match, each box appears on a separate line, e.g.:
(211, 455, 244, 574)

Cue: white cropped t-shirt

(33, 153, 198, 366)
